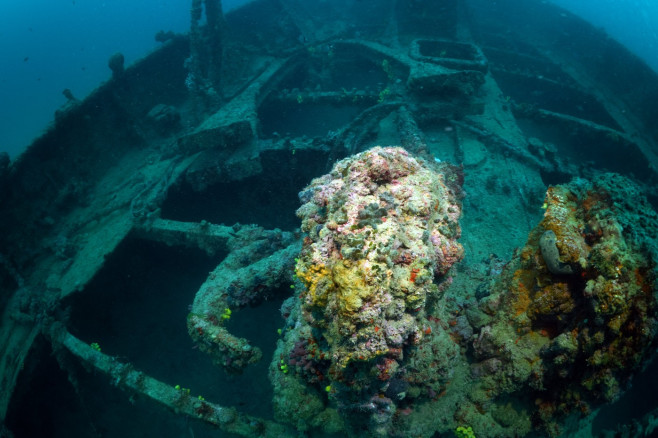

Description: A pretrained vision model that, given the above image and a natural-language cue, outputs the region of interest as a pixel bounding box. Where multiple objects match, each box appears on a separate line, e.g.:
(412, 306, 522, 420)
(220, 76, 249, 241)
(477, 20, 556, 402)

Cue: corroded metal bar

(50, 323, 293, 438)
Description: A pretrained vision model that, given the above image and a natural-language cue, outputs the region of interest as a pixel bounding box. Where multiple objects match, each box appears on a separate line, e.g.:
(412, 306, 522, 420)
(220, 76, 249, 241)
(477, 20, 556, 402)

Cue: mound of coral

(467, 174, 658, 436)
(271, 146, 464, 435)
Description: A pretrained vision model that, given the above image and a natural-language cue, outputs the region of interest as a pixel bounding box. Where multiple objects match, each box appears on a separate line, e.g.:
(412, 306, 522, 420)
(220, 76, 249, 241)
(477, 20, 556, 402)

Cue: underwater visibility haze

(1, 1, 658, 437)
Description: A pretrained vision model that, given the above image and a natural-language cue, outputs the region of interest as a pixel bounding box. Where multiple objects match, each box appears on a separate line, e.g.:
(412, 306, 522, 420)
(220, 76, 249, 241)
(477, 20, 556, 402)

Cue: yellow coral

(297, 258, 376, 319)
(297, 263, 333, 307)
(333, 260, 372, 314)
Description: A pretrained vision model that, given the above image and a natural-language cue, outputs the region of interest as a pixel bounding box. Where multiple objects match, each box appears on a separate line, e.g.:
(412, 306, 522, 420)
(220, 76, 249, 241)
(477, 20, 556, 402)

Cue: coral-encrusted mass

(471, 174, 658, 436)
(295, 146, 462, 368)
(274, 146, 463, 435)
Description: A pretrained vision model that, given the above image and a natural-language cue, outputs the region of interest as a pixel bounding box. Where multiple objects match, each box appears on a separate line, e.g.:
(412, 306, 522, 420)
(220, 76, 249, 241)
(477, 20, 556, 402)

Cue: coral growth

(272, 146, 464, 435)
(469, 174, 658, 436)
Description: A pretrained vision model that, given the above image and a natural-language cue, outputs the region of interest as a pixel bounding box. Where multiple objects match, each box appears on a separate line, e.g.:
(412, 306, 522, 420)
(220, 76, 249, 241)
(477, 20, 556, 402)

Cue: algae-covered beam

(188, 234, 300, 373)
(188, 0, 225, 111)
(450, 118, 544, 169)
(49, 322, 293, 438)
(396, 105, 428, 155)
(328, 101, 404, 159)
(204, 0, 224, 90)
(132, 218, 234, 256)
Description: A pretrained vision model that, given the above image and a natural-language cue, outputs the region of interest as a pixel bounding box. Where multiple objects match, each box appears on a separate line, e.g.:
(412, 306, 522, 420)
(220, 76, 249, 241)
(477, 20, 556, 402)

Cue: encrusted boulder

(469, 174, 658, 436)
(272, 146, 464, 435)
